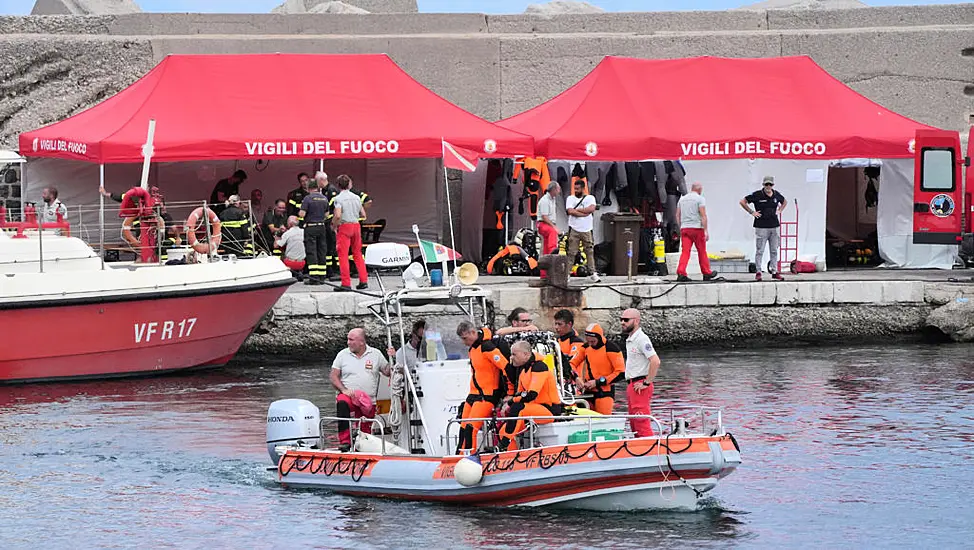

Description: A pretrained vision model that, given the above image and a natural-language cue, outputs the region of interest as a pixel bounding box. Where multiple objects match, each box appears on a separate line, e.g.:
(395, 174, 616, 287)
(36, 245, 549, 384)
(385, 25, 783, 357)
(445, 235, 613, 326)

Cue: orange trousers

(498, 402, 554, 451)
(458, 400, 495, 451)
(591, 395, 614, 415)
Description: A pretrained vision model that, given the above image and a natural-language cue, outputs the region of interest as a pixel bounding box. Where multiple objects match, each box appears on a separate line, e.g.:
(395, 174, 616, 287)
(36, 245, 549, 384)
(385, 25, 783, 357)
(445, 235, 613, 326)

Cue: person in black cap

(740, 175, 788, 281)
(210, 169, 248, 215)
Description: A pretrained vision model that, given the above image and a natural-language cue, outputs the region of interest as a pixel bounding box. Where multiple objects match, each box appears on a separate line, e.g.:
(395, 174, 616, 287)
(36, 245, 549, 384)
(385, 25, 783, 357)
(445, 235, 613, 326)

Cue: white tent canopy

(0, 150, 26, 164)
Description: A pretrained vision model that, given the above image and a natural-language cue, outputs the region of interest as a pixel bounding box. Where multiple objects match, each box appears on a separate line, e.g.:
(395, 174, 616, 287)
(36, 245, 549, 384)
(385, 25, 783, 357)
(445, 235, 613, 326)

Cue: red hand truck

(777, 199, 798, 274)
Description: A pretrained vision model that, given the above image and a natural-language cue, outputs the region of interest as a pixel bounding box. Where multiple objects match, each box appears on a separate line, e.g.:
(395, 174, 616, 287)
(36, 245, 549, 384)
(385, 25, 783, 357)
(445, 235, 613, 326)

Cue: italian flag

(420, 240, 461, 263)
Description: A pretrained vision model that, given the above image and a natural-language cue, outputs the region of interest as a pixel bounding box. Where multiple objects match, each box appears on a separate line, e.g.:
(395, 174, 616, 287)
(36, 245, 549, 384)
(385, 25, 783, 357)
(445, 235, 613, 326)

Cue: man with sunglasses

(619, 308, 660, 437)
(496, 307, 539, 336)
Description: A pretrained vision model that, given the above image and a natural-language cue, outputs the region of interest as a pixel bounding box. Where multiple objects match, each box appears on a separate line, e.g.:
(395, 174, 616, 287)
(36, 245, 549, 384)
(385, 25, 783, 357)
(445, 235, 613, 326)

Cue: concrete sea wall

(241, 279, 974, 357)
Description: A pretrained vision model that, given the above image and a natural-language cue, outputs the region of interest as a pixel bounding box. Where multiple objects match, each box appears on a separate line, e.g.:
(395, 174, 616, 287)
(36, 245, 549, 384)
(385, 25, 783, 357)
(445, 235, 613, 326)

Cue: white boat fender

(354, 432, 411, 455)
(455, 454, 484, 487)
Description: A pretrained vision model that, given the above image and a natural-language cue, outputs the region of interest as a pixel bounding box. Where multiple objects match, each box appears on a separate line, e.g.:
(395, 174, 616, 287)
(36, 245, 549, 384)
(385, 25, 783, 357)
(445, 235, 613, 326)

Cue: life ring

(118, 186, 154, 218)
(186, 207, 222, 254)
(121, 216, 141, 248)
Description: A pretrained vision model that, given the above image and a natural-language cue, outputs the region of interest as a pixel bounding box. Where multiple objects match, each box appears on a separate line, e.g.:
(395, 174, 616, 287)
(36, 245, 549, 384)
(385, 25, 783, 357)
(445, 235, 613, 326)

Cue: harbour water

(1, 344, 972, 549)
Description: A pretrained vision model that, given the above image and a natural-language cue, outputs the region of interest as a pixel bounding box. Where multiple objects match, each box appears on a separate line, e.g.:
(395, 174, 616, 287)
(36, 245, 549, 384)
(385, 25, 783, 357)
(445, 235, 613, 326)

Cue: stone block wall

(0, 164, 22, 218)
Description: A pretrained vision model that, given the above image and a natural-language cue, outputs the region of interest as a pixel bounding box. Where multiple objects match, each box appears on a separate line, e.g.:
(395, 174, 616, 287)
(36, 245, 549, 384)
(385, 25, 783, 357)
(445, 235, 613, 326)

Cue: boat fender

(455, 454, 483, 487)
(354, 432, 410, 455)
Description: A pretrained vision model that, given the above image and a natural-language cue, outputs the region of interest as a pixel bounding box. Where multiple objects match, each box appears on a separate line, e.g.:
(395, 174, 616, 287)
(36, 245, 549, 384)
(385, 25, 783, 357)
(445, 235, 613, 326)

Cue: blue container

(430, 269, 444, 287)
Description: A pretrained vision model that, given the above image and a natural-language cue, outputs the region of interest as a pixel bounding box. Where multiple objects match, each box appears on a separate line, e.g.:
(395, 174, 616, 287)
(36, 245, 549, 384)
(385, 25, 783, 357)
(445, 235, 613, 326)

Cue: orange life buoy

(186, 207, 222, 254)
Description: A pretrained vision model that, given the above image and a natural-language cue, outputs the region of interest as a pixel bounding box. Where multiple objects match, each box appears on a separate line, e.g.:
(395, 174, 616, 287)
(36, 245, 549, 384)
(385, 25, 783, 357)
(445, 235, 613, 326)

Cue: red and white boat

(0, 228, 293, 382)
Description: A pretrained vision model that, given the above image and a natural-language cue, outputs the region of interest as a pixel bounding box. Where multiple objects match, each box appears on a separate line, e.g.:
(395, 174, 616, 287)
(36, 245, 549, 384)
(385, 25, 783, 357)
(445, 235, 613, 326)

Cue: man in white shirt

(330, 328, 392, 451)
(620, 308, 660, 437)
(274, 215, 306, 275)
(331, 174, 368, 292)
(675, 182, 718, 282)
(40, 187, 68, 234)
(565, 179, 600, 282)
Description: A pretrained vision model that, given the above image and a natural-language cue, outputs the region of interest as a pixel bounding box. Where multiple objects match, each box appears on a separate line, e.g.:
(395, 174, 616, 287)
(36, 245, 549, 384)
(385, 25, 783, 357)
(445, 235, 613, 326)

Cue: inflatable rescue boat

(266, 244, 740, 510)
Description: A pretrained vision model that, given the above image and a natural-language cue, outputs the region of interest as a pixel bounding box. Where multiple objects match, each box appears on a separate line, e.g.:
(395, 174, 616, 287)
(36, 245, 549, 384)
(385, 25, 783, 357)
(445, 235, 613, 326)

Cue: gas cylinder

(652, 228, 668, 276)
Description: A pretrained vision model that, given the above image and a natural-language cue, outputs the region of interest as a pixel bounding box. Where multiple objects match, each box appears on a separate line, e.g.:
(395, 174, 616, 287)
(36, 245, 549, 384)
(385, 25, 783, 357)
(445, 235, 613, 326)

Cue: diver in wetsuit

(456, 322, 512, 453)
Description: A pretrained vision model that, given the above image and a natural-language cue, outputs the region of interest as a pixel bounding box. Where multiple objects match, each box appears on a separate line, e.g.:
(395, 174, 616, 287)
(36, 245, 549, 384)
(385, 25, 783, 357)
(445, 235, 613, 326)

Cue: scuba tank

(652, 227, 668, 276)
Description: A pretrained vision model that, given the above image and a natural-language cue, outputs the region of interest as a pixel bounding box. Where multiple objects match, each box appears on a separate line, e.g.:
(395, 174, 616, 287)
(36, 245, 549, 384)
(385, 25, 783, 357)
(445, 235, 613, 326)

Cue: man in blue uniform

(740, 176, 788, 281)
(298, 176, 331, 285)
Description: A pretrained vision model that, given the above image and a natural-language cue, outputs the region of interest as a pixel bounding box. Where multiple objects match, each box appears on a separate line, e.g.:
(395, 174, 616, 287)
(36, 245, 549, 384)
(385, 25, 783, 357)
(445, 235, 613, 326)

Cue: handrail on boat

(316, 415, 389, 455)
(444, 413, 673, 453)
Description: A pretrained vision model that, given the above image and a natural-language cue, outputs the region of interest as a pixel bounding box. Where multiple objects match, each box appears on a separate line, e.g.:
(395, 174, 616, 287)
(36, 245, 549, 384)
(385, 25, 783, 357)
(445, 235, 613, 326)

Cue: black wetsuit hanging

(491, 159, 514, 230)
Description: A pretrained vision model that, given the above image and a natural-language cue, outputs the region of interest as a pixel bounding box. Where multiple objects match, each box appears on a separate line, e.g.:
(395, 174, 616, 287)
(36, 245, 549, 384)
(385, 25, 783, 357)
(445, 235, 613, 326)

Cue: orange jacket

(513, 157, 550, 190)
(467, 327, 511, 403)
(570, 323, 625, 395)
(512, 359, 560, 407)
(559, 330, 584, 366)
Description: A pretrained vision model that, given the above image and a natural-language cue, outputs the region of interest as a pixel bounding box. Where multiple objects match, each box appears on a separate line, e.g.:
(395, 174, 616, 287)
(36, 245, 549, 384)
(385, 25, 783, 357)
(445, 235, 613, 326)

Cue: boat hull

(0, 281, 289, 382)
(276, 435, 740, 510)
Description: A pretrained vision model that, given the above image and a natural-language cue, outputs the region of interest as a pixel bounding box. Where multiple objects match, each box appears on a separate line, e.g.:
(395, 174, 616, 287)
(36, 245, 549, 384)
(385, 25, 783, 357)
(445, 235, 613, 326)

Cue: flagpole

(441, 139, 460, 283)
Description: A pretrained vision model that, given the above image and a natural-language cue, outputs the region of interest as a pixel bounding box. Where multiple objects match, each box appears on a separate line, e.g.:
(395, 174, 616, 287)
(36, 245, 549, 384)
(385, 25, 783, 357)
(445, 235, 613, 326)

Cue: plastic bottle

(432, 331, 447, 361)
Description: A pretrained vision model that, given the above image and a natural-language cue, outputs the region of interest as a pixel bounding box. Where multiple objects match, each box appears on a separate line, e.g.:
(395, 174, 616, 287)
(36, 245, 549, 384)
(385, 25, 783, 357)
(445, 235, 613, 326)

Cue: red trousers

(336, 393, 374, 446)
(677, 227, 713, 276)
(626, 380, 654, 437)
(537, 221, 558, 277)
(337, 223, 367, 287)
(282, 258, 306, 271)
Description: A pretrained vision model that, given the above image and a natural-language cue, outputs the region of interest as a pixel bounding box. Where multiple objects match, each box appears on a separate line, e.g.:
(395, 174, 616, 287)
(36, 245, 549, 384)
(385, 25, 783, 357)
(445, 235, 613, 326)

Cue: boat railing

(443, 413, 680, 453)
(317, 415, 389, 454)
(1, 198, 265, 270)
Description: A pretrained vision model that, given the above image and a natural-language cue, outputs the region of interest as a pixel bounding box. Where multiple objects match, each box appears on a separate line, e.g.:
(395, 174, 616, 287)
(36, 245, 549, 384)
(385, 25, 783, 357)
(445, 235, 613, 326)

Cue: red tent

(498, 55, 934, 161)
(19, 53, 534, 163)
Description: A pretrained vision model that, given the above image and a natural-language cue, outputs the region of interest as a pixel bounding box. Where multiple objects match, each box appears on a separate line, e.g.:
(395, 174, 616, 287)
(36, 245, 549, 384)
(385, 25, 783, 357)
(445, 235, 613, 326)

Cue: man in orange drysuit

(456, 322, 512, 453)
(570, 323, 626, 415)
(553, 309, 584, 389)
(497, 340, 562, 451)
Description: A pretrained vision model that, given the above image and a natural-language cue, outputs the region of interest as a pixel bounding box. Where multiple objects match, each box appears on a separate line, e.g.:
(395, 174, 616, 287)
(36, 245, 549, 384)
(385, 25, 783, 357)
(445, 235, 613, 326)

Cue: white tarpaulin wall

(461, 157, 956, 270)
(877, 158, 956, 269)
(462, 158, 829, 267)
(24, 157, 441, 245)
(680, 159, 830, 266)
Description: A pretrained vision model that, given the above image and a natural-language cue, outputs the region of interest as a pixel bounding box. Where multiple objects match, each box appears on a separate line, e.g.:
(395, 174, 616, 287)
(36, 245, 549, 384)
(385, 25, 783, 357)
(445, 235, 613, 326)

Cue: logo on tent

(930, 194, 955, 218)
(908, 139, 916, 154)
(483, 139, 497, 154)
(32, 138, 38, 152)
(585, 141, 599, 157)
